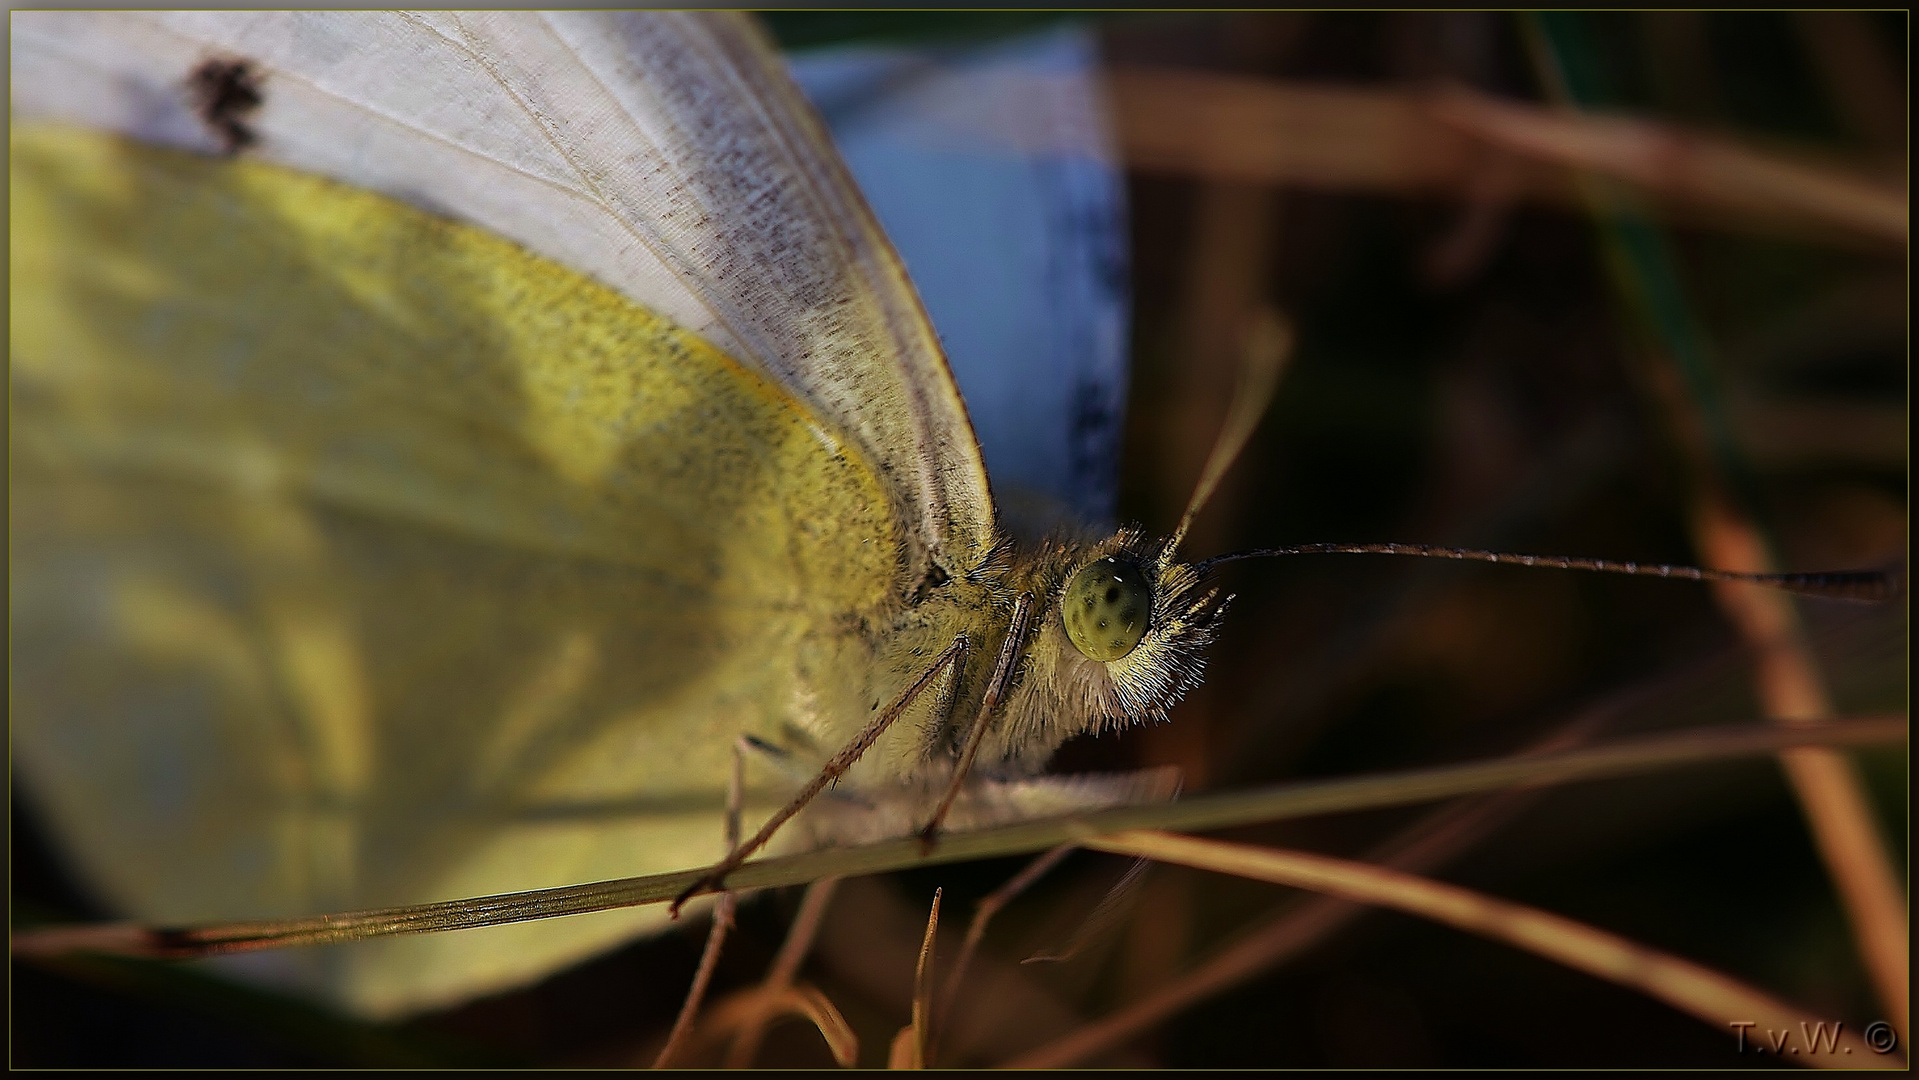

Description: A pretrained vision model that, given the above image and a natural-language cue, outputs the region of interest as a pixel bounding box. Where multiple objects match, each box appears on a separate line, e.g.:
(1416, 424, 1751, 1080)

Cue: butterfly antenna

(1192, 542, 1906, 603)
(1166, 307, 1295, 558)
(653, 740, 748, 1067)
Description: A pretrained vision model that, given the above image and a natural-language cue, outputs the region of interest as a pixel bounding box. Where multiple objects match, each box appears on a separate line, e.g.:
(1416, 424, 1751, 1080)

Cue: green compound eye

(1062, 557, 1152, 662)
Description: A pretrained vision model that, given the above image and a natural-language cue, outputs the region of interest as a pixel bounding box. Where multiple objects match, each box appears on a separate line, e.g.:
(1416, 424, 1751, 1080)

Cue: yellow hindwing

(10, 125, 903, 1016)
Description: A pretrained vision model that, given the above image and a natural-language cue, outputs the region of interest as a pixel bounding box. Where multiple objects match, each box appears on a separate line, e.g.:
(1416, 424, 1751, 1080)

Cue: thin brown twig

(1015, 791, 1542, 1068)
(889, 889, 943, 1069)
(1427, 85, 1907, 243)
(1013, 707, 1610, 1067)
(1105, 69, 1905, 247)
(723, 878, 843, 1067)
(700, 983, 858, 1067)
(1076, 831, 1898, 1069)
(1692, 495, 1911, 1044)
(1022, 857, 1152, 966)
(1522, 20, 1910, 1044)
(933, 844, 1076, 1062)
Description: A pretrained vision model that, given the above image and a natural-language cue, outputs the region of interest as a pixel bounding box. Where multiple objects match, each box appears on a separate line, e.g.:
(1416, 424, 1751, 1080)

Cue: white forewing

(10, 9, 996, 578)
(788, 29, 1131, 531)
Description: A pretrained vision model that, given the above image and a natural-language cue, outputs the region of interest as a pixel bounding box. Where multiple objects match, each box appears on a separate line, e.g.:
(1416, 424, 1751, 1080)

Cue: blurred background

(14, 10, 1907, 1067)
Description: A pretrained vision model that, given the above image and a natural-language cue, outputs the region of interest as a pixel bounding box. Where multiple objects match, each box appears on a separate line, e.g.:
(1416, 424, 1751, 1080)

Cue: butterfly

(14, 6, 1903, 1066)
(9, 10, 1207, 1019)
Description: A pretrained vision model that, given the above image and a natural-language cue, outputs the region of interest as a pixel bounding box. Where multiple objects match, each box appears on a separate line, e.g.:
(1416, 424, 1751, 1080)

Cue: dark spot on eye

(187, 57, 265, 157)
(1104, 586, 1121, 603)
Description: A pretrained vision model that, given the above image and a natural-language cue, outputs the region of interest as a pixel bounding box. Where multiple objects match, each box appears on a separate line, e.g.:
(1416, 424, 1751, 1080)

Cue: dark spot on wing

(186, 57, 265, 156)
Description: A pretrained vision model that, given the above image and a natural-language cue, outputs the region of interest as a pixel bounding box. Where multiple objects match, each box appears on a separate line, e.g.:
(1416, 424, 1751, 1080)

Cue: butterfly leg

(672, 637, 971, 914)
(654, 739, 748, 1066)
(917, 592, 1037, 851)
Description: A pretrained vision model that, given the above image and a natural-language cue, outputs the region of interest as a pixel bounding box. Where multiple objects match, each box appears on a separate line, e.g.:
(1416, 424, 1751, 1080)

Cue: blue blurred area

(787, 27, 1130, 531)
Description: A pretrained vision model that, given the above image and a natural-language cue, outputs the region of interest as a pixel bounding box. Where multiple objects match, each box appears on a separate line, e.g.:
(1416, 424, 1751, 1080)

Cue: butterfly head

(981, 528, 1228, 770)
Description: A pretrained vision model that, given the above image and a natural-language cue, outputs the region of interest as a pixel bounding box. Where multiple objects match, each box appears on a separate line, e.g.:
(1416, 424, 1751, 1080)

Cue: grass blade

(11, 716, 1904, 958)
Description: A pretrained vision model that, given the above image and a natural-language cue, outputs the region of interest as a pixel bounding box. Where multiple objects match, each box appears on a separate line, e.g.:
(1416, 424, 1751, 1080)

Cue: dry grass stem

(936, 846, 1075, 1048)
(1013, 706, 1610, 1066)
(1014, 776, 1568, 1067)
(1084, 831, 1898, 1068)
(912, 888, 940, 1065)
(724, 877, 843, 1067)
(10, 716, 1904, 960)
(1107, 69, 1904, 246)
(1692, 497, 1911, 1043)
(886, 1027, 917, 1069)
(1428, 87, 1907, 243)
(648, 897, 734, 1068)
(701, 983, 858, 1068)
(890, 889, 942, 1069)
(1110, 69, 1548, 193)
(819, 877, 1112, 1068)
(1523, 22, 1911, 1044)
(1023, 857, 1151, 965)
